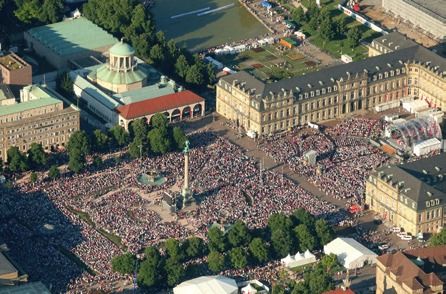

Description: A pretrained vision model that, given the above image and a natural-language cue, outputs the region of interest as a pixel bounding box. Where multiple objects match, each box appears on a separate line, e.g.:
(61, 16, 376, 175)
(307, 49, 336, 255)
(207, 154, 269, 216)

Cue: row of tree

(111, 208, 335, 290)
(291, 2, 362, 47)
(82, 0, 215, 89)
(66, 113, 186, 173)
(4, 143, 60, 179)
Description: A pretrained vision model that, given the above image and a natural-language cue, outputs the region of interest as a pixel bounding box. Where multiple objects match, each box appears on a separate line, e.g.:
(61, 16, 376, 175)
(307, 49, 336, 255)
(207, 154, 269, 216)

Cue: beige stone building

(0, 84, 80, 162)
(365, 154, 446, 235)
(0, 53, 32, 88)
(217, 44, 446, 136)
(368, 32, 417, 57)
(376, 245, 446, 294)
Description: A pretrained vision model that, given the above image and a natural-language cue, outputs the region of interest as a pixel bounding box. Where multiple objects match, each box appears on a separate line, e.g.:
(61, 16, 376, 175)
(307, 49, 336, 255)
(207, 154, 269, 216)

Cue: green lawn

(299, 0, 382, 61)
(214, 44, 320, 81)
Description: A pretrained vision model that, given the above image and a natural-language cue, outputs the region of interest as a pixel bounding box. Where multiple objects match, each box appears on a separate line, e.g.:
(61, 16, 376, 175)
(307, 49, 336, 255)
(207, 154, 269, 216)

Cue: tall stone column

(182, 140, 193, 206)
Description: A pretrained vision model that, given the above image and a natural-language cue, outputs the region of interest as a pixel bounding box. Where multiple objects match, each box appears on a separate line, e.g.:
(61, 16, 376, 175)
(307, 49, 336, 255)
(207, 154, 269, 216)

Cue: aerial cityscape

(0, 0, 445, 293)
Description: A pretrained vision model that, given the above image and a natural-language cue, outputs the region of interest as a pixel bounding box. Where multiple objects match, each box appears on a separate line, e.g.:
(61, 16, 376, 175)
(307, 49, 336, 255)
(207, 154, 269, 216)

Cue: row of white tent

(281, 249, 317, 268)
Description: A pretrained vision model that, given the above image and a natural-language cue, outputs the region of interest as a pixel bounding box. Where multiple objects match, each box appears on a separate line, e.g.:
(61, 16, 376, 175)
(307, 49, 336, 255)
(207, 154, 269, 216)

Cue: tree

(292, 6, 305, 23)
(335, 17, 348, 39)
(292, 208, 315, 228)
(272, 285, 286, 294)
(165, 258, 184, 287)
(138, 246, 164, 287)
(56, 72, 74, 96)
(111, 252, 135, 275)
(185, 64, 205, 86)
(429, 228, 446, 245)
(130, 118, 149, 141)
(164, 238, 184, 262)
(7, 146, 28, 172)
(14, 0, 40, 24)
(268, 213, 293, 233)
(207, 251, 225, 273)
(183, 237, 206, 259)
(175, 54, 189, 79)
(315, 219, 334, 246)
(148, 127, 171, 154)
(229, 247, 248, 269)
(27, 143, 46, 168)
(39, 0, 63, 23)
(30, 171, 38, 183)
(347, 26, 362, 48)
(92, 129, 109, 152)
(151, 113, 168, 130)
(48, 164, 60, 180)
(227, 220, 251, 248)
(110, 125, 129, 147)
(207, 226, 226, 252)
(294, 224, 316, 252)
(129, 137, 147, 158)
(319, 18, 336, 41)
(67, 130, 90, 173)
(150, 44, 165, 64)
(172, 126, 187, 150)
(271, 229, 293, 258)
(249, 238, 269, 264)
(320, 253, 341, 274)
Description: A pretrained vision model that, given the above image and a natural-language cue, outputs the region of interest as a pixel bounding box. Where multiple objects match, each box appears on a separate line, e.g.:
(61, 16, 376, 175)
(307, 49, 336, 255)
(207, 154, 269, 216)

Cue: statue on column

(181, 140, 193, 206)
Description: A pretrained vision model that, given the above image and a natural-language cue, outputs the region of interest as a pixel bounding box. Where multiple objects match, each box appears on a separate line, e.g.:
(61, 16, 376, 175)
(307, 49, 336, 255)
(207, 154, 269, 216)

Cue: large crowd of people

(260, 118, 390, 202)
(0, 130, 352, 292)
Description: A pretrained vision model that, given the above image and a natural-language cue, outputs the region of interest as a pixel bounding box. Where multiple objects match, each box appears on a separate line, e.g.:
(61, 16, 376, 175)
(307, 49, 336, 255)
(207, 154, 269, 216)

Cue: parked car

(392, 227, 401, 233)
(401, 235, 413, 241)
(378, 244, 389, 251)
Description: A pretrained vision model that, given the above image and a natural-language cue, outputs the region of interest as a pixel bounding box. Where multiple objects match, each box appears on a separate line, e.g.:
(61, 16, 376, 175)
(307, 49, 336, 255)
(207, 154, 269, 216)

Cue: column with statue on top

(181, 140, 193, 206)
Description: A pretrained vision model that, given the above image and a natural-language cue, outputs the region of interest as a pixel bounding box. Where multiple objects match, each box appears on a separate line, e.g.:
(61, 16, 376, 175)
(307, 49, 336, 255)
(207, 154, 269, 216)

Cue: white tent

(323, 237, 377, 269)
(173, 275, 238, 294)
(413, 138, 442, 156)
(281, 250, 317, 268)
(402, 100, 429, 113)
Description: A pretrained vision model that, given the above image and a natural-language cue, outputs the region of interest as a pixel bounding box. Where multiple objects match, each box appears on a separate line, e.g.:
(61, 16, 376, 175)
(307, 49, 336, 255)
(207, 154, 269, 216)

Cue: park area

(214, 44, 321, 81)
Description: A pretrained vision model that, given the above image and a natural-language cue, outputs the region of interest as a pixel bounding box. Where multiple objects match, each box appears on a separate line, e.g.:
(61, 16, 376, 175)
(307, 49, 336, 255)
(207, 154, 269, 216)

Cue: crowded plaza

(0, 130, 348, 292)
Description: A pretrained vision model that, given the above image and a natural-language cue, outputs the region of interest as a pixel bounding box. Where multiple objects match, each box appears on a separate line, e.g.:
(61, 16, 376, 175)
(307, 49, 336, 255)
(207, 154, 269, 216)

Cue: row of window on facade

(6, 120, 77, 136)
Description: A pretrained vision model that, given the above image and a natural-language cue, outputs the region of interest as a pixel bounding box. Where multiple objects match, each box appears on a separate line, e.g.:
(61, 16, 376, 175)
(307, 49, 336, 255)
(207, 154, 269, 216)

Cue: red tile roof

(117, 90, 204, 120)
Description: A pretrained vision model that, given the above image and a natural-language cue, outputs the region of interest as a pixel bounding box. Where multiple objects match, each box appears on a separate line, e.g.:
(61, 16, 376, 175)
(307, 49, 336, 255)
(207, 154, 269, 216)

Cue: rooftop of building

(113, 82, 176, 105)
(0, 252, 17, 278)
(0, 85, 62, 117)
(26, 17, 118, 57)
(0, 85, 14, 101)
(221, 44, 446, 101)
(90, 62, 149, 86)
(404, 0, 446, 23)
(0, 282, 51, 294)
(0, 53, 31, 71)
(117, 90, 204, 120)
(372, 153, 446, 210)
(109, 40, 135, 57)
(377, 245, 446, 290)
(372, 32, 418, 51)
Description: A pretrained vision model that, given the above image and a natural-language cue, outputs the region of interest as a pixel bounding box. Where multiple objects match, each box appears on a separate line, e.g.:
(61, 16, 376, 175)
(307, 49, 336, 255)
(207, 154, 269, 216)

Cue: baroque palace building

(365, 153, 446, 235)
(216, 42, 446, 135)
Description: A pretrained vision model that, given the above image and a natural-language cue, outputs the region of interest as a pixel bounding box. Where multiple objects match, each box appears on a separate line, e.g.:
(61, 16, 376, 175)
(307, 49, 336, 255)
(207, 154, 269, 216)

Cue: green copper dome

(109, 41, 135, 56)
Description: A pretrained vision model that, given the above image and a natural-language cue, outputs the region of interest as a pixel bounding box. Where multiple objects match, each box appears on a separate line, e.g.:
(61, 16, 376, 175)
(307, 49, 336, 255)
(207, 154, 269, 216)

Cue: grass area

(67, 206, 125, 249)
(298, 0, 382, 61)
(58, 245, 96, 275)
(214, 44, 320, 81)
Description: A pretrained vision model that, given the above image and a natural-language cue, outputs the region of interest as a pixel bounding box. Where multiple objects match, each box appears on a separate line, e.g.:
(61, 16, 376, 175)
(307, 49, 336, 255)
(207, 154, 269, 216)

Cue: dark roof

(377, 245, 446, 291)
(372, 32, 418, 51)
(117, 90, 204, 120)
(405, 0, 446, 23)
(373, 153, 446, 210)
(221, 45, 446, 100)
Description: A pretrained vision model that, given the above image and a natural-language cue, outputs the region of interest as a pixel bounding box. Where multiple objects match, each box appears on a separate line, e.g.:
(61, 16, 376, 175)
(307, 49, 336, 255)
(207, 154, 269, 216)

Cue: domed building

(87, 40, 148, 93)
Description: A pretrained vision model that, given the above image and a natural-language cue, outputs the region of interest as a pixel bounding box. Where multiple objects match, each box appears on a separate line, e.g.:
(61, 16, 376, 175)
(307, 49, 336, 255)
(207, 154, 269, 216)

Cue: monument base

(181, 187, 194, 206)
